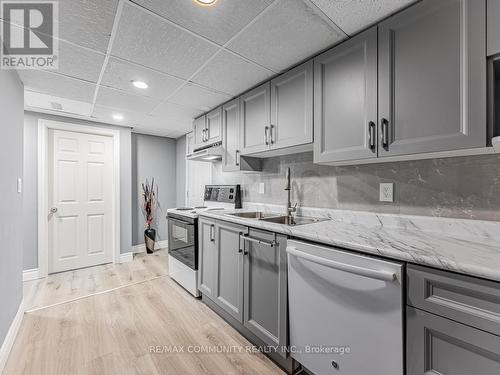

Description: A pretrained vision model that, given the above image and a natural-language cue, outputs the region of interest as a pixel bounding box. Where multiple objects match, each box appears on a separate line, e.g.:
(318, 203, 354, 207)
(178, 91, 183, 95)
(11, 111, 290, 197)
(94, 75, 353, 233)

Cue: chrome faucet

(285, 167, 297, 219)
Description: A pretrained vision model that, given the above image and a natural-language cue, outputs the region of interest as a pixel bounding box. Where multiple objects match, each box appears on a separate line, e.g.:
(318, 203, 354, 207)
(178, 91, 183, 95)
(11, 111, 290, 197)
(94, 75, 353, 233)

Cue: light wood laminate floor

(5, 252, 284, 375)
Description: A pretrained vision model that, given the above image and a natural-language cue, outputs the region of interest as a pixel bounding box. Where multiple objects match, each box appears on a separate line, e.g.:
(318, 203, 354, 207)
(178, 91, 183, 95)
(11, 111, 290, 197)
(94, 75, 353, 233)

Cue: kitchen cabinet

(193, 116, 206, 151)
(407, 307, 500, 375)
(378, 0, 486, 157)
(488, 0, 500, 56)
(205, 107, 222, 145)
(222, 99, 241, 172)
(240, 82, 271, 155)
(198, 218, 216, 297)
(213, 221, 246, 322)
(270, 61, 313, 151)
(242, 229, 288, 357)
(314, 27, 378, 163)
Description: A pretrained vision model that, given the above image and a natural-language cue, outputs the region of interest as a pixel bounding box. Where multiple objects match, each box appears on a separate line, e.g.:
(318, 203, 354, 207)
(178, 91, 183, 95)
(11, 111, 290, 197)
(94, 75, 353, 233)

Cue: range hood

(187, 143, 223, 162)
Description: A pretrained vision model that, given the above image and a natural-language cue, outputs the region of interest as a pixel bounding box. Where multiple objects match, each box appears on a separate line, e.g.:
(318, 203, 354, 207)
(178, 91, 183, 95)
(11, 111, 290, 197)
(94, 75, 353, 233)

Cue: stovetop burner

(176, 207, 194, 211)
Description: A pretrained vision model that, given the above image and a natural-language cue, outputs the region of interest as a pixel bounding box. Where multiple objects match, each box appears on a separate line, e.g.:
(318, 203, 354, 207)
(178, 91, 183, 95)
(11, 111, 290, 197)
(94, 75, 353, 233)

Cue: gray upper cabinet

(193, 116, 206, 151)
(314, 27, 378, 163)
(243, 229, 288, 358)
(378, 0, 486, 157)
(206, 107, 222, 144)
(222, 98, 241, 172)
(198, 218, 216, 298)
(488, 0, 500, 56)
(407, 307, 500, 375)
(214, 221, 246, 322)
(240, 82, 271, 155)
(271, 61, 313, 150)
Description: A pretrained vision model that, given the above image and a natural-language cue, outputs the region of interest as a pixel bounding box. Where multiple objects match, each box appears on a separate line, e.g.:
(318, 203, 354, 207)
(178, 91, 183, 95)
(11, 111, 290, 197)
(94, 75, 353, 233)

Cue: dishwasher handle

(286, 246, 397, 282)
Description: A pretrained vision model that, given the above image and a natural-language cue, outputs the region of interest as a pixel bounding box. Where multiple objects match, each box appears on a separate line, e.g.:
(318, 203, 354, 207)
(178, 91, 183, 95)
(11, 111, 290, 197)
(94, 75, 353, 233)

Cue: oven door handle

(168, 216, 194, 226)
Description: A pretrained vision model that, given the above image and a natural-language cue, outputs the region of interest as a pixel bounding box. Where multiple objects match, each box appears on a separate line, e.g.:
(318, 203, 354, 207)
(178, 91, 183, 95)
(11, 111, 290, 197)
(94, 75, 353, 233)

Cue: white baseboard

(132, 240, 168, 254)
(118, 252, 134, 263)
(22, 268, 40, 282)
(0, 299, 25, 374)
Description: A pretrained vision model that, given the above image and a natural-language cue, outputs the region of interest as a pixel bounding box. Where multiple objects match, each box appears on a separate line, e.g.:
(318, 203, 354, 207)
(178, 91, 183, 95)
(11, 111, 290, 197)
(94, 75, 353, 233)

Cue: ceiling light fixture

(132, 80, 148, 89)
(112, 114, 124, 121)
(193, 0, 217, 7)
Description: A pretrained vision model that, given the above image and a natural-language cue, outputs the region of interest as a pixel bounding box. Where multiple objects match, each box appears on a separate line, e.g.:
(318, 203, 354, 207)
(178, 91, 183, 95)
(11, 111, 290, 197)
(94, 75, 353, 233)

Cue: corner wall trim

(0, 299, 24, 373)
(22, 268, 40, 282)
(118, 252, 134, 263)
(132, 240, 168, 254)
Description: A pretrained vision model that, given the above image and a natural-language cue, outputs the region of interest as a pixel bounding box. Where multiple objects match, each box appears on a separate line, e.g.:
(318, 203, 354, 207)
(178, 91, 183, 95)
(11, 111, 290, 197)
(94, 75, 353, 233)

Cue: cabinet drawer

(407, 307, 500, 375)
(407, 264, 500, 335)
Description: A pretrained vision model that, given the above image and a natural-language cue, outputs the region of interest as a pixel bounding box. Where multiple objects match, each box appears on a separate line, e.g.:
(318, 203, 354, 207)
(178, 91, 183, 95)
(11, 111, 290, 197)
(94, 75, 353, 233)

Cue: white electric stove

(166, 185, 241, 297)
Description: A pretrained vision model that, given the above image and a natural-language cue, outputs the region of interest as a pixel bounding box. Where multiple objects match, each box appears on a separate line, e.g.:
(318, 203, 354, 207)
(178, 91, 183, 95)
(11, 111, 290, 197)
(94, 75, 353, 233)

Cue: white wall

(175, 135, 186, 207)
(22, 111, 133, 270)
(0, 69, 24, 349)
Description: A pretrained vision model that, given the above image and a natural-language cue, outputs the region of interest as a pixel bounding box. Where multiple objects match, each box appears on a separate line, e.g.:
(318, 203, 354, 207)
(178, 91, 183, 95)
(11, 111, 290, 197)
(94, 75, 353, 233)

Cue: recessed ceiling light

(131, 80, 148, 89)
(193, 0, 217, 6)
(112, 114, 124, 121)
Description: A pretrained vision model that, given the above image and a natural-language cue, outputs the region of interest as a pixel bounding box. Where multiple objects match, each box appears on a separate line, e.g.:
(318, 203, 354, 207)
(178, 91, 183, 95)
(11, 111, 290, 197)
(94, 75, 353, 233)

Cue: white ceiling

(9, 0, 416, 138)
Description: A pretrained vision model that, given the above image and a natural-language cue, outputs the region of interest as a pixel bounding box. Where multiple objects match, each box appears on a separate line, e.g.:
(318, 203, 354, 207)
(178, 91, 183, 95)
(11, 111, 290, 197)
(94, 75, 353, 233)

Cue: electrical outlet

(258, 182, 265, 194)
(379, 183, 394, 202)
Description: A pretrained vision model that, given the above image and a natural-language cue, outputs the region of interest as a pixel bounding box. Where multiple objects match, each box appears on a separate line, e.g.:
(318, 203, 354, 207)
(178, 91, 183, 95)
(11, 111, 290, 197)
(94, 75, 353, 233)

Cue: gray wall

(176, 135, 186, 207)
(132, 133, 177, 245)
(23, 111, 133, 270)
(0, 69, 24, 348)
(212, 151, 500, 221)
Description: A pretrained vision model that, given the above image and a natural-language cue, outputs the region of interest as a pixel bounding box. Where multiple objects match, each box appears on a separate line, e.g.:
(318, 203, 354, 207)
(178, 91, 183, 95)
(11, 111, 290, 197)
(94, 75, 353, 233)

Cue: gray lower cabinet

(240, 82, 271, 155)
(488, 0, 500, 56)
(242, 229, 288, 358)
(198, 218, 216, 297)
(313, 26, 378, 163)
(213, 221, 245, 322)
(407, 307, 500, 375)
(222, 99, 241, 172)
(378, 0, 486, 157)
(270, 61, 313, 151)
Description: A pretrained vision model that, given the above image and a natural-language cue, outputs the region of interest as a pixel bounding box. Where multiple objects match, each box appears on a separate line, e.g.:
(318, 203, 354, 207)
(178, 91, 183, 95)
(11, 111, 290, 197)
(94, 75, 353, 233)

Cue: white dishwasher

(287, 240, 404, 375)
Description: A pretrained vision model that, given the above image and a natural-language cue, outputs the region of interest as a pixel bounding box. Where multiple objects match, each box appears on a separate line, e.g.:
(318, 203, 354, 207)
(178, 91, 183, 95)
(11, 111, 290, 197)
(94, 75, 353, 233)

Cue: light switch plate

(258, 182, 265, 194)
(379, 183, 394, 202)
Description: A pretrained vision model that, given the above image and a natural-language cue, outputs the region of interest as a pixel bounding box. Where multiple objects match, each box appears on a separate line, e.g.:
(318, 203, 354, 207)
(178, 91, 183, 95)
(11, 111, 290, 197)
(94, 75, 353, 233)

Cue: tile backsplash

(212, 152, 500, 221)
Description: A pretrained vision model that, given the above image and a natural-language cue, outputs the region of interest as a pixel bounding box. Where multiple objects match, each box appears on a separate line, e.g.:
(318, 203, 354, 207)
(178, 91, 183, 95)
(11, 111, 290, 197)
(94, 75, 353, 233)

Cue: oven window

(168, 218, 194, 250)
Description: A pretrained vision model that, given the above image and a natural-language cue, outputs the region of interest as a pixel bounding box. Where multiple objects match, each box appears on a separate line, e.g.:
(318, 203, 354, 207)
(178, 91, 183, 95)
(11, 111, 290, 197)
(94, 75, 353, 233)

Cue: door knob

(50, 207, 58, 214)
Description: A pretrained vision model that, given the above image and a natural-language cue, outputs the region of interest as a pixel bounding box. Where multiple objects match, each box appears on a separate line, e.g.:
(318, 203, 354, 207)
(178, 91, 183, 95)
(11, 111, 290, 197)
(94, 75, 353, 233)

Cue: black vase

(144, 228, 156, 254)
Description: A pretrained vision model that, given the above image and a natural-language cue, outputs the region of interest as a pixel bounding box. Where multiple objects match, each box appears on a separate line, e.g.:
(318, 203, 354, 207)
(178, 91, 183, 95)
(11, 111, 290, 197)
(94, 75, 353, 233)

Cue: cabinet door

(222, 99, 240, 172)
(270, 61, 313, 150)
(214, 221, 245, 322)
(407, 307, 500, 375)
(488, 0, 500, 56)
(379, 0, 486, 157)
(186, 132, 194, 156)
(240, 82, 271, 155)
(198, 218, 216, 298)
(193, 116, 206, 150)
(206, 107, 222, 144)
(313, 26, 378, 163)
(243, 230, 288, 357)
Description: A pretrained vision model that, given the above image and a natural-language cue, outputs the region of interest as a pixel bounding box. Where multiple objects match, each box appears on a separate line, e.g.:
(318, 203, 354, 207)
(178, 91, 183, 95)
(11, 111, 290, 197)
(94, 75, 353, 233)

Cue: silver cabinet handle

(368, 121, 376, 152)
(240, 233, 276, 248)
(202, 129, 206, 142)
(205, 126, 210, 142)
(381, 118, 389, 150)
(50, 207, 58, 214)
(264, 126, 269, 145)
(286, 246, 397, 282)
(235, 150, 240, 166)
(210, 224, 215, 242)
(269, 124, 275, 145)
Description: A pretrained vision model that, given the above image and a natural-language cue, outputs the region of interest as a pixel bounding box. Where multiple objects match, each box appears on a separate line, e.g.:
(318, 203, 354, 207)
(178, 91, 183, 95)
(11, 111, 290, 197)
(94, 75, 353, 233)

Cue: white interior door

(48, 129, 114, 274)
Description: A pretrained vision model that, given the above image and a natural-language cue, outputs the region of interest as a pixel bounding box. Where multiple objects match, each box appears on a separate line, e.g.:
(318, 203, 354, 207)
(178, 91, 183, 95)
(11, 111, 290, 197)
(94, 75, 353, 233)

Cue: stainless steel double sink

(225, 211, 325, 226)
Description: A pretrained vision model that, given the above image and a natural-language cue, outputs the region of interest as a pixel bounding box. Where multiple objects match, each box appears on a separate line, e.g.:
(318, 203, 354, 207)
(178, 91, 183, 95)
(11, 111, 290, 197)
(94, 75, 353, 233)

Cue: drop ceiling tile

(57, 0, 119, 52)
(309, 0, 417, 35)
(132, 0, 273, 45)
(142, 114, 193, 132)
(167, 84, 232, 112)
(92, 104, 145, 126)
(57, 40, 105, 82)
(95, 86, 161, 114)
(17, 70, 96, 102)
(101, 57, 185, 99)
(111, 2, 219, 79)
(227, 0, 347, 72)
(191, 50, 274, 96)
(150, 101, 202, 120)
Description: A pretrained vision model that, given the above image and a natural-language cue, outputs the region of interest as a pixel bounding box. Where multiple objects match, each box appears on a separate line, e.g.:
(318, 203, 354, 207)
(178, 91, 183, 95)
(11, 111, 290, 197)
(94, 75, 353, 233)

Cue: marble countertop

(199, 205, 500, 282)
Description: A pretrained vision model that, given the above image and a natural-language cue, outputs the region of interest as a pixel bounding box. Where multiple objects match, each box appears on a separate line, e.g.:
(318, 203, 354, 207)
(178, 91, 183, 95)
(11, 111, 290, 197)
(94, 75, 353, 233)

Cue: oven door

(167, 216, 197, 270)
